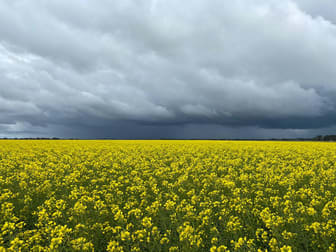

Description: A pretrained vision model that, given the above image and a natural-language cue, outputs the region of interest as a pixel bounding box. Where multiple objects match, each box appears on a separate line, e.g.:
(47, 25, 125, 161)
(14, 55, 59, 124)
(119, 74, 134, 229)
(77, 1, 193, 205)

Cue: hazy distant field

(0, 140, 335, 251)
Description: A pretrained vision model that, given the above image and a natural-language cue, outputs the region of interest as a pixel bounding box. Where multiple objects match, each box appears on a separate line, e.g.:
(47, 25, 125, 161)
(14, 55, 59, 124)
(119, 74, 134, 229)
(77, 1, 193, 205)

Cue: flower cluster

(0, 140, 335, 251)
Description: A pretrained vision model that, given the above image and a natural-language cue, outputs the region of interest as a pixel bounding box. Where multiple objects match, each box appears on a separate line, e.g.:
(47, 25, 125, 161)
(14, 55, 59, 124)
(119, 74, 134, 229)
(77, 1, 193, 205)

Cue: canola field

(0, 140, 336, 251)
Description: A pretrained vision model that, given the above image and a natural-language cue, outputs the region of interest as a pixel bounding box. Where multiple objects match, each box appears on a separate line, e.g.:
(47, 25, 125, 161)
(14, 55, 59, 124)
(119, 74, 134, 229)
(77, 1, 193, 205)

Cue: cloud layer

(1, 0, 336, 138)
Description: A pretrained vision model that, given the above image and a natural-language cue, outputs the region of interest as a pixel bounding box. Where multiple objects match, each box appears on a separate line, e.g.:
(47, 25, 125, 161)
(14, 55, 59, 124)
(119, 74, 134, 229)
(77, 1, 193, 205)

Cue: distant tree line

(0, 136, 335, 141)
(313, 135, 336, 141)
(0, 137, 65, 140)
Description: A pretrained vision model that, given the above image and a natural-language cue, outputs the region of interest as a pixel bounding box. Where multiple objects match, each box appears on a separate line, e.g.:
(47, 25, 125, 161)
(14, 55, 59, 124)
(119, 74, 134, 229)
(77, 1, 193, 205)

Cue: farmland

(0, 140, 336, 251)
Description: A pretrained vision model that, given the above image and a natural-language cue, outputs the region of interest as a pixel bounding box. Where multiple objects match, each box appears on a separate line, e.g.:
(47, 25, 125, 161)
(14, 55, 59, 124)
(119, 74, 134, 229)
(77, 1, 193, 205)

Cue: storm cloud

(0, 0, 336, 138)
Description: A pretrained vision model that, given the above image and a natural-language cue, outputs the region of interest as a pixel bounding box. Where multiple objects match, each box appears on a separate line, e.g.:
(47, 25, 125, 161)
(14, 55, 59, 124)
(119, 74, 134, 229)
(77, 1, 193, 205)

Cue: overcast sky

(1, 0, 336, 139)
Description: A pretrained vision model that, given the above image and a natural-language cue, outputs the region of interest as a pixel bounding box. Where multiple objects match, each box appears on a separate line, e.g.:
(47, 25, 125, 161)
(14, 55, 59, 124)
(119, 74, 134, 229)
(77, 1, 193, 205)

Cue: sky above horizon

(1, 0, 336, 139)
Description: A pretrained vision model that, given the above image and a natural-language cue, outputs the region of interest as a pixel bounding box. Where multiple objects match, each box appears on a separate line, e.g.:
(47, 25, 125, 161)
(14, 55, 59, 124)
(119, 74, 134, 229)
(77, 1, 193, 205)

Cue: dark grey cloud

(295, 0, 336, 24)
(0, 0, 336, 138)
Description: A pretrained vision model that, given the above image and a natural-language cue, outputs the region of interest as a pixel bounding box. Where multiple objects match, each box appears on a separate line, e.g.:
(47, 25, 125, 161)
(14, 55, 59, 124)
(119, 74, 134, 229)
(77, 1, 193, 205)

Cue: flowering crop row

(0, 140, 335, 251)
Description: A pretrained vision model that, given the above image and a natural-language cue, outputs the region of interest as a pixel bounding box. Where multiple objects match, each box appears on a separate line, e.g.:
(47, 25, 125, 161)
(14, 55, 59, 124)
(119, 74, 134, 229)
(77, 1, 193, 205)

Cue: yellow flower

(120, 231, 131, 242)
